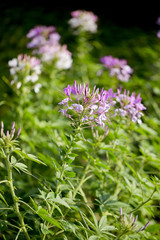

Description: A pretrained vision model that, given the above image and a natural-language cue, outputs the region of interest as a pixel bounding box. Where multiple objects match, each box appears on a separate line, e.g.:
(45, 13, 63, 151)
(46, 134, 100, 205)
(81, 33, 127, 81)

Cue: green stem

(42, 126, 81, 240)
(5, 149, 30, 240)
(63, 161, 90, 219)
(72, 162, 90, 200)
(115, 231, 127, 240)
(128, 187, 156, 214)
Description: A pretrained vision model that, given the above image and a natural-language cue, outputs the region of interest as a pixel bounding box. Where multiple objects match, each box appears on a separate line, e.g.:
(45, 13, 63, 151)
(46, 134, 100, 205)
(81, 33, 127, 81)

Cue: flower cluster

(26, 25, 73, 70)
(100, 55, 133, 82)
(156, 16, 160, 38)
(59, 82, 146, 129)
(119, 208, 150, 234)
(0, 121, 21, 148)
(115, 88, 146, 124)
(58, 81, 116, 128)
(8, 54, 42, 93)
(68, 10, 98, 34)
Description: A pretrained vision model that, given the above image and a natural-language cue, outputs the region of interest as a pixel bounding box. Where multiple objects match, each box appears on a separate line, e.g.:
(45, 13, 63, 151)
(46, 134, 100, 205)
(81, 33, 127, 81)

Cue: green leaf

(38, 153, 59, 169)
(47, 194, 71, 209)
(37, 208, 62, 229)
(11, 156, 17, 165)
(99, 216, 107, 230)
(14, 162, 29, 174)
(40, 223, 54, 235)
(14, 149, 46, 165)
(125, 162, 141, 181)
(38, 213, 62, 229)
(0, 193, 8, 206)
(64, 171, 76, 178)
(88, 236, 99, 240)
(29, 197, 38, 211)
(147, 223, 160, 233)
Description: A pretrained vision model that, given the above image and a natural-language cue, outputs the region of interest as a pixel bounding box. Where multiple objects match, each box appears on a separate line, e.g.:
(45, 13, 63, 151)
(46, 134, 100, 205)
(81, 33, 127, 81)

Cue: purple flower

(26, 25, 73, 69)
(72, 104, 84, 112)
(119, 208, 150, 233)
(64, 85, 72, 97)
(59, 81, 117, 129)
(0, 122, 21, 140)
(27, 25, 56, 39)
(100, 55, 133, 82)
(115, 88, 146, 124)
(156, 16, 160, 26)
(157, 30, 160, 38)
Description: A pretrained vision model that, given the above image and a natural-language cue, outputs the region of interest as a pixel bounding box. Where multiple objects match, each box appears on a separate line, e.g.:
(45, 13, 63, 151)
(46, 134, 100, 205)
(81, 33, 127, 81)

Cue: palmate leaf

(37, 208, 62, 229)
(14, 163, 29, 174)
(38, 152, 59, 169)
(40, 223, 54, 235)
(46, 193, 71, 209)
(14, 149, 46, 165)
(88, 236, 99, 240)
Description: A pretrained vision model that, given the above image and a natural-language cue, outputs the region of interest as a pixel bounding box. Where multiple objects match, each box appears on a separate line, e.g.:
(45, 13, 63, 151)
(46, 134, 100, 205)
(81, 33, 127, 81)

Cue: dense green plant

(0, 7, 160, 240)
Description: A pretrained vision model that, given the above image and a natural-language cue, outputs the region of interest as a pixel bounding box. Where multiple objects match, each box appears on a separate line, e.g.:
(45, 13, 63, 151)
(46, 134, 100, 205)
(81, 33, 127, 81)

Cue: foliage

(0, 6, 160, 240)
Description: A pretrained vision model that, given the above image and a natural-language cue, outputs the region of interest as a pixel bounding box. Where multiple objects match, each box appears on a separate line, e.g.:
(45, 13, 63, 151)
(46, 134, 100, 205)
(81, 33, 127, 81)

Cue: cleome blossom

(58, 81, 117, 128)
(119, 208, 150, 234)
(115, 88, 146, 124)
(100, 55, 133, 82)
(8, 54, 42, 93)
(26, 25, 73, 70)
(59, 82, 146, 129)
(1, 121, 21, 141)
(68, 10, 98, 34)
(156, 16, 160, 38)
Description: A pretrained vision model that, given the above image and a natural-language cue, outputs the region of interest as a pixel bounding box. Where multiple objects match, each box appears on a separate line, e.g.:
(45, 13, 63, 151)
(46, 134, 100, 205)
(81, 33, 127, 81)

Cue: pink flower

(68, 10, 98, 34)
(59, 81, 117, 128)
(115, 88, 146, 124)
(100, 55, 133, 82)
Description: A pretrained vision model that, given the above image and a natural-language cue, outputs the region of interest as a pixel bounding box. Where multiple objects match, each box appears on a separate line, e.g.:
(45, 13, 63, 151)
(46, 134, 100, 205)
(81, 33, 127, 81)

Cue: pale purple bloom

(115, 88, 146, 124)
(0, 121, 21, 140)
(120, 207, 123, 217)
(64, 85, 72, 97)
(156, 17, 160, 38)
(26, 25, 72, 69)
(59, 82, 146, 128)
(59, 81, 117, 129)
(157, 30, 160, 38)
(68, 10, 98, 34)
(55, 45, 73, 70)
(119, 208, 150, 233)
(71, 104, 84, 112)
(156, 16, 160, 25)
(82, 115, 88, 122)
(58, 98, 69, 105)
(49, 32, 61, 45)
(27, 35, 46, 49)
(27, 25, 56, 41)
(100, 55, 133, 82)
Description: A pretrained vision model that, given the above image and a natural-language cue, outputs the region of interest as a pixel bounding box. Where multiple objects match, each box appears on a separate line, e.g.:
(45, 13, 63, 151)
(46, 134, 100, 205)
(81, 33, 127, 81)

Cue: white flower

(34, 83, 42, 93)
(10, 68, 16, 75)
(17, 82, 22, 89)
(30, 74, 39, 82)
(56, 51, 73, 70)
(8, 58, 18, 67)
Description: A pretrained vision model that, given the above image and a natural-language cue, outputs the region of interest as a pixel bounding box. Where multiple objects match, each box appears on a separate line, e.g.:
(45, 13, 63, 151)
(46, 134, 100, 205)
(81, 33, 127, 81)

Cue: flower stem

(42, 126, 81, 240)
(128, 187, 156, 214)
(5, 149, 30, 240)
